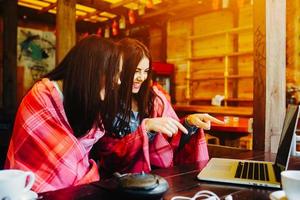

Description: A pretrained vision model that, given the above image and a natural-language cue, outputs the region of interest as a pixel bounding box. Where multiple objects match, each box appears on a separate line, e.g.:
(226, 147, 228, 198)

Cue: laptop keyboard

(235, 161, 269, 181)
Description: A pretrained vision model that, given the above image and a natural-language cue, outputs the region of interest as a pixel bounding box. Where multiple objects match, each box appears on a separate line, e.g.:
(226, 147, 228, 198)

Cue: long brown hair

(110, 38, 153, 136)
(45, 35, 121, 138)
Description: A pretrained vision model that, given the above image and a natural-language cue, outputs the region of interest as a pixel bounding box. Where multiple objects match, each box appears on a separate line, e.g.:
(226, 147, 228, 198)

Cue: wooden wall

(287, 0, 300, 102)
(149, 24, 166, 62)
(167, 5, 254, 106)
(237, 6, 253, 101)
(167, 19, 191, 103)
(163, 1, 300, 107)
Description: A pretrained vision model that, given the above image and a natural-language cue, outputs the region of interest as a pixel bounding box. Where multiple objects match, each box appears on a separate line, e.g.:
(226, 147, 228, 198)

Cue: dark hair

(110, 38, 153, 136)
(45, 35, 121, 138)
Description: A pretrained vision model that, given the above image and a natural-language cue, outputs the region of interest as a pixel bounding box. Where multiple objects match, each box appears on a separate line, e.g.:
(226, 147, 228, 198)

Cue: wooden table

(209, 116, 251, 147)
(174, 105, 253, 117)
(39, 145, 300, 200)
(174, 105, 253, 148)
(212, 116, 250, 133)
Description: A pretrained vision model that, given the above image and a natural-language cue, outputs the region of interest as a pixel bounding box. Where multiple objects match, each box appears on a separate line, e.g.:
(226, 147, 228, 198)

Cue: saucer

(269, 190, 287, 200)
(17, 190, 38, 200)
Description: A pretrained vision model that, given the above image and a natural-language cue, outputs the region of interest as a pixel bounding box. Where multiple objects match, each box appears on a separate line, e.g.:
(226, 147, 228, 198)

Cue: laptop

(197, 105, 300, 188)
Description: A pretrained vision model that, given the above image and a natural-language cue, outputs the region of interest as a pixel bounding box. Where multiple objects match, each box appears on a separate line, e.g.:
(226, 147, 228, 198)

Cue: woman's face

(132, 56, 150, 94)
(100, 56, 123, 100)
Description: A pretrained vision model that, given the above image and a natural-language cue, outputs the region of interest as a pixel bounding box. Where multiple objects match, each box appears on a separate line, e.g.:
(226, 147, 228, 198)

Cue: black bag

(95, 172, 169, 200)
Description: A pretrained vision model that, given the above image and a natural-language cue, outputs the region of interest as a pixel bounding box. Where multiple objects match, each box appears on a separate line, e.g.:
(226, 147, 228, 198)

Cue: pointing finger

(171, 118, 188, 134)
(204, 114, 224, 124)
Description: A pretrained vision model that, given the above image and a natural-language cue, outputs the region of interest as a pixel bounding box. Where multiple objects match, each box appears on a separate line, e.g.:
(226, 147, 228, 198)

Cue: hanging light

(119, 15, 126, 29)
(112, 20, 118, 36)
(138, 5, 145, 16)
(128, 9, 136, 24)
(104, 26, 110, 38)
(96, 28, 102, 37)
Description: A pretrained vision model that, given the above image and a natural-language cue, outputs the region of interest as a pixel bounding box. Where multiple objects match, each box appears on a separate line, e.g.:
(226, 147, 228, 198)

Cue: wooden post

(253, 0, 286, 152)
(56, 0, 76, 65)
(2, 0, 18, 115)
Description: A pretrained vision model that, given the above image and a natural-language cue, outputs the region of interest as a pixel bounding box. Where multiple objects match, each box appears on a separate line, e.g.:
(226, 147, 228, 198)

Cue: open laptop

(197, 105, 300, 188)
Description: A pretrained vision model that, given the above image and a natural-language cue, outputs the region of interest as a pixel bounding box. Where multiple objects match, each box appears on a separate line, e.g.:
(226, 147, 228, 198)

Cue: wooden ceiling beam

(110, 0, 136, 9)
(77, 10, 101, 21)
(18, 5, 56, 25)
(38, 2, 57, 14)
(141, 1, 203, 19)
(77, 0, 128, 16)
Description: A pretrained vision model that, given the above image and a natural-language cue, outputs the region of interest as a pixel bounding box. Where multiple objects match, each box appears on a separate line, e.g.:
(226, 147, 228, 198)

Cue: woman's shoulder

(22, 78, 60, 107)
(151, 85, 169, 103)
(151, 85, 177, 118)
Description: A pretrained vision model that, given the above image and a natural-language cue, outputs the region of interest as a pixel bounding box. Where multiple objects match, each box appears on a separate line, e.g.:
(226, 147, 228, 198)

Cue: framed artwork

(17, 27, 56, 99)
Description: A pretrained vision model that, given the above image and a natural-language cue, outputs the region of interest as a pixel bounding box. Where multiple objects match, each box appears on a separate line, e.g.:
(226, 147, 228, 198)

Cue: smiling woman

(95, 38, 224, 178)
(132, 57, 150, 94)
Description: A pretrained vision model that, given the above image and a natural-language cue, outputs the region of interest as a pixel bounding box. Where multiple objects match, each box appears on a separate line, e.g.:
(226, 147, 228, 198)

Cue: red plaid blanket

(5, 79, 102, 192)
(97, 86, 209, 177)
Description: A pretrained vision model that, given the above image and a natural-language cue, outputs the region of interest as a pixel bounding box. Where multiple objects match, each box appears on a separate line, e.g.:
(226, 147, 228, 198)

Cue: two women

(96, 38, 223, 177)
(6, 36, 221, 192)
(5, 35, 122, 192)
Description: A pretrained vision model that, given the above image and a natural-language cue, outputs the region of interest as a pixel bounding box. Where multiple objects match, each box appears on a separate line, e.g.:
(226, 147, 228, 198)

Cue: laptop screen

(275, 105, 300, 169)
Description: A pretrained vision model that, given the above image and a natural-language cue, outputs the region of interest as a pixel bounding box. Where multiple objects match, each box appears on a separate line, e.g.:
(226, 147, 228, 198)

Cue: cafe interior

(0, 0, 300, 199)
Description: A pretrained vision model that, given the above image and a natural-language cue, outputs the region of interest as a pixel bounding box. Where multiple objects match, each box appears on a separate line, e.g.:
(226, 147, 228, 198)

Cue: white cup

(281, 170, 300, 200)
(0, 169, 35, 200)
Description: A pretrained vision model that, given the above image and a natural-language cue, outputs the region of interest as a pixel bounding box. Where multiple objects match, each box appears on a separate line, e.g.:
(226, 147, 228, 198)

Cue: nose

(117, 77, 121, 85)
(136, 72, 147, 81)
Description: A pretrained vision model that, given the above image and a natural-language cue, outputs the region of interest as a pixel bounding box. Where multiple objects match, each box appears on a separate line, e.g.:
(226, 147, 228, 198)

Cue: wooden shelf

(190, 97, 253, 102)
(174, 105, 253, 117)
(188, 26, 253, 40)
(189, 74, 253, 81)
(190, 76, 224, 81)
(227, 75, 253, 79)
(185, 23, 253, 108)
(226, 98, 253, 102)
(188, 50, 253, 61)
(189, 97, 212, 101)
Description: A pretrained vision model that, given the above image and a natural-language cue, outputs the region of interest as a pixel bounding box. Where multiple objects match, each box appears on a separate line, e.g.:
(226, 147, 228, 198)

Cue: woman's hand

(186, 114, 224, 130)
(144, 117, 188, 137)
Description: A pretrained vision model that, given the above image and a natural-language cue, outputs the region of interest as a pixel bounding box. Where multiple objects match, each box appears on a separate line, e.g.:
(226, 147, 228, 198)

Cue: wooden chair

(205, 133, 220, 145)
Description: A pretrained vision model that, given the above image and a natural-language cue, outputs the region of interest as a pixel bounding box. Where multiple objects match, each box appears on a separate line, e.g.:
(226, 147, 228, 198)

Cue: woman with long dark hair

(5, 35, 122, 192)
(96, 38, 223, 177)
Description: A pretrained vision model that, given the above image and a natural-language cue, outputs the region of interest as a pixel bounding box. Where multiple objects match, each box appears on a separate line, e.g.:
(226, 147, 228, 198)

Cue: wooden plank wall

(167, 5, 253, 106)
(287, 0, 300, 102)
(192, 11, 233, 101)
(167, 19, 192, 103)
(238, 6, 253, 100)
(148, 23, 167, 62)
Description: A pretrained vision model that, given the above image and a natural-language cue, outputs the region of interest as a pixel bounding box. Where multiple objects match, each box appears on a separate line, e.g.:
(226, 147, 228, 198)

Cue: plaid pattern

(97, 86, 209, 177)
(5, 78, 102, 192)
